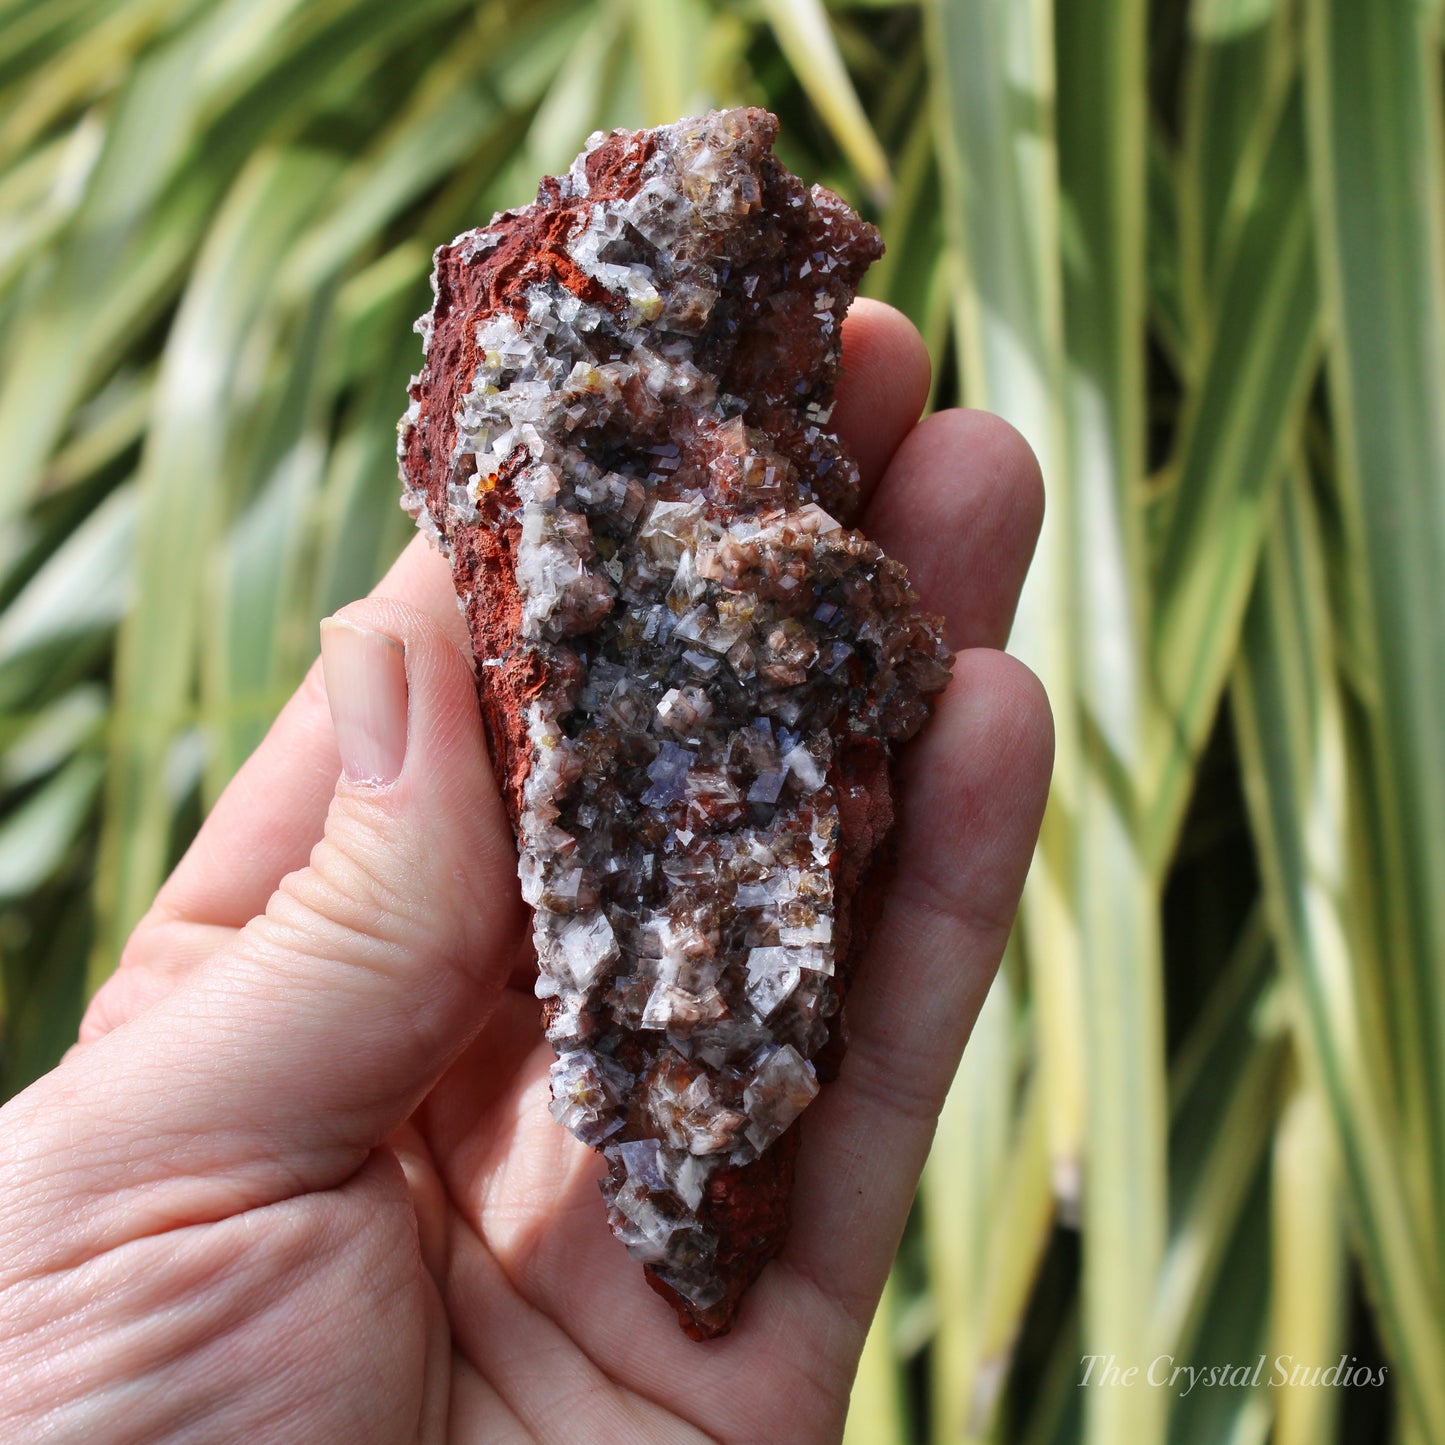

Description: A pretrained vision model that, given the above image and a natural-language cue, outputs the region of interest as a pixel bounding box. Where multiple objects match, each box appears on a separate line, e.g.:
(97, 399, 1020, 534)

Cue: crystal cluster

(398, 109, 952, 1337)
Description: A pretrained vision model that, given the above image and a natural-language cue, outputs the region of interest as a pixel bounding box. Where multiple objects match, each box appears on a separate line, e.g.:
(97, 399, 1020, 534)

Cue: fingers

(427, 655, 1052, 1419)
(83, 535, 467, 1040)
(864, 408, 1045, 652)
(148, 536, 465, 933)
(832, 298, 933, 502)
(777, 651, 1053, 1323)
(9, 600, 526, 1274)
(79, 919, 237, 1046)
(83, 535, 459, 1037)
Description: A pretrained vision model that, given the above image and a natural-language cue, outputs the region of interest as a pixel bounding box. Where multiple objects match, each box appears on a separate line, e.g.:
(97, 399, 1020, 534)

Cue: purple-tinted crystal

(398, 107, 952, 1338)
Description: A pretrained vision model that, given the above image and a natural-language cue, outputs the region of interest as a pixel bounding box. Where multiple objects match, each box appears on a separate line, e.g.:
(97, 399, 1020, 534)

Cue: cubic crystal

(398, 107, 952, 1338)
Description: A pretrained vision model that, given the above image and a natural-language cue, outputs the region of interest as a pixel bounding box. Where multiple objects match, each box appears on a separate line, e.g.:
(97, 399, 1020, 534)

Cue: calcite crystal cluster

(398, 108, 952, 1337)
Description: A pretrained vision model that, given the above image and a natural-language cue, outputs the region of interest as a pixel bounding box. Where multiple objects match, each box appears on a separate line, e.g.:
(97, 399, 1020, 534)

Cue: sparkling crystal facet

(398, 108, 952, 1338)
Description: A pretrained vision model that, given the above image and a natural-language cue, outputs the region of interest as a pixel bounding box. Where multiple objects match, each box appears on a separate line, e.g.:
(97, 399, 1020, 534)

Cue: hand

(0, 302, 1051, 1443)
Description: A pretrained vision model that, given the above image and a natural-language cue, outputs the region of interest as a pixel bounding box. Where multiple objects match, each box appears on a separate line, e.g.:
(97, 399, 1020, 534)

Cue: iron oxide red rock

(399, 108, 952, 1337)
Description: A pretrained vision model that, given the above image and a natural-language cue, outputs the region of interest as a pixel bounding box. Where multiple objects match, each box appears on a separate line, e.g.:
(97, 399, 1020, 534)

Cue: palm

(10, 304, 1050, 1443)
(422, 995, 851, 1440)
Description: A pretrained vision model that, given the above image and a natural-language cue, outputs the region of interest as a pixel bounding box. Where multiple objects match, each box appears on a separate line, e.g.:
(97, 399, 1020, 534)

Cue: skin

(0, 301, 1052, 1444)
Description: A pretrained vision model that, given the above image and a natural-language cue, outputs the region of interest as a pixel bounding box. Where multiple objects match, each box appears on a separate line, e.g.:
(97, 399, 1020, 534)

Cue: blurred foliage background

(1, 0, 1443, 1440)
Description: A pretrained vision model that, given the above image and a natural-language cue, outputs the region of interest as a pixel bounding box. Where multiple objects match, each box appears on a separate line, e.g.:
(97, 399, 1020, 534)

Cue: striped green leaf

(1056, 6, 1171, 1440)
(925, 0, 1090, 1273)
(1232, 465, 1445, 1440)
(92, 147, 342, 981)
(1304, 0, 1445, 1283)
(1147, 84, 1320, 866)
(760, 0, 892, 204)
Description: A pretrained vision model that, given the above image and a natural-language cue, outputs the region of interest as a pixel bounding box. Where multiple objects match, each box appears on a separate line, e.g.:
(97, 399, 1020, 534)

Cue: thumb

(3, 600, 525, 1267)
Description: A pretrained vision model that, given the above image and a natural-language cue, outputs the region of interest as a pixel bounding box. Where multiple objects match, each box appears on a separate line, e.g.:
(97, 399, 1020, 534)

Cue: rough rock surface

(398, 108, 952, 1338)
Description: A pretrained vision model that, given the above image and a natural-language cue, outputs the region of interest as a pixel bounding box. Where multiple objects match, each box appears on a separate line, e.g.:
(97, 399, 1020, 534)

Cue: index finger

(145, 536, 465, 933)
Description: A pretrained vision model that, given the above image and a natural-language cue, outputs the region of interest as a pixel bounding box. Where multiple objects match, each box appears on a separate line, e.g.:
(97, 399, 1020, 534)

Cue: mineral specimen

(398, 108, 953, 1338)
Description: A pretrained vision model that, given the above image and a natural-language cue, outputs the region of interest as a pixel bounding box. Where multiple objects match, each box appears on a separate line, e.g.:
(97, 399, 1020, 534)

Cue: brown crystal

(398, 108, 952, 1338)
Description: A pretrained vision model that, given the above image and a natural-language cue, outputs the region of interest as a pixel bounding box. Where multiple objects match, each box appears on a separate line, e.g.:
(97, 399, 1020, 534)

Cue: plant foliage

(1, 1, 1441, 1440)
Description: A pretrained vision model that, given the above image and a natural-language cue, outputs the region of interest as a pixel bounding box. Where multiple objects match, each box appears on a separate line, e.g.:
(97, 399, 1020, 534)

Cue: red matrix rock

(399, 108, 951, 1337)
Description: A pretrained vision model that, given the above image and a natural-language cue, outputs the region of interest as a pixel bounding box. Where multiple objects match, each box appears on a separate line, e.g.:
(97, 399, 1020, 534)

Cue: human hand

(0, 302, 1051, 1443)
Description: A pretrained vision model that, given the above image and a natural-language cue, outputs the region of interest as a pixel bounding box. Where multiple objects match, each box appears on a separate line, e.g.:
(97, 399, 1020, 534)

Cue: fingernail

(320, 618, 408, 785)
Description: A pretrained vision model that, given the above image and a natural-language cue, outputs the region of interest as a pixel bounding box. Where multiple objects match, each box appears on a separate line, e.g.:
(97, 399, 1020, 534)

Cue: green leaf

(1162, 1171, 1273, 1445)
(309, 272, 424, 619)
(0, 877, 91, 1097)
(0, 10, 222, 520)
(628, 0, 714, 126)
(841, 1269, 909, 1445)
(279, 52, 504, 300)
(92, 146, 342, 986)
(0, 121, 102, 295)
(1232, 465, 1445, 1441)
(0, 484, 135, 676)
(201, 286, 334, 800)
(0, 751, 103, 898)
(759, 0, 892, 205)
(1056, 6, 1171, 1440)
(480, 3, 623, 207)
(0, 683, 106, 787)
(924, 0, 1090, 1249)
(1147, 87, 1320, 867)
(1270, 1075, 1346, 1445)
(922, 962, 1018, 1440)
(1304, 0, 1445, 1286)
(1146, 130, 1186, 369)
(1158, 916, 1283, 1361)
(863, 108, 943, 330)
(1191, 0, 1280, 44)
(1179, 0, 1297, 314)
(965, 1065, 1055, 1442)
